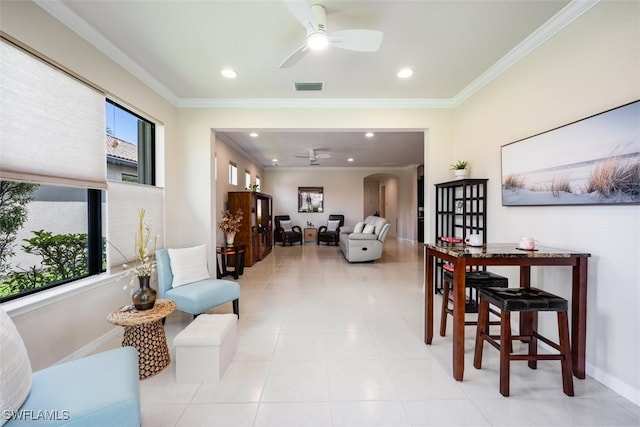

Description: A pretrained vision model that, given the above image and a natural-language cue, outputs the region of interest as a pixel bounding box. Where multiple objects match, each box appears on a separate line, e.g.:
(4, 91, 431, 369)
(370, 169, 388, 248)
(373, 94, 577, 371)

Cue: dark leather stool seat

(479, 287, 568, 312)
(439, 270, 508, 337)
(474, 287, 574, 397)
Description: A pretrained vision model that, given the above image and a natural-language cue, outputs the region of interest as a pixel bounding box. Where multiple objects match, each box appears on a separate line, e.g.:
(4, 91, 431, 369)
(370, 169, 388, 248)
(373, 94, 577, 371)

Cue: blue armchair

(156, 248, 240, 318)
(1, 308, 140, 427)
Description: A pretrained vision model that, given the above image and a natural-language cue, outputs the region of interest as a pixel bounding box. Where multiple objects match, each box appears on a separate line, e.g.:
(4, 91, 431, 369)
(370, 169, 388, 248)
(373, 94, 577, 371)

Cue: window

(245, 170, 251, 189)
(106, 100, 155, 186)
(0, 39, 106, 302)
(256, 176, 261, 191)
(0, 181, 104, 302)
(229, 162, 238, 186)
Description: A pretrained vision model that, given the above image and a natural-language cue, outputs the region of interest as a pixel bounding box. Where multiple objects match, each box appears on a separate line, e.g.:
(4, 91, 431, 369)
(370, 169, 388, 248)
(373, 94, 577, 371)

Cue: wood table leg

(572, 257, 588, 379)
(452, 259, 466, 381)
(519, 266, 532, 339)
(424, 249, 434, 345)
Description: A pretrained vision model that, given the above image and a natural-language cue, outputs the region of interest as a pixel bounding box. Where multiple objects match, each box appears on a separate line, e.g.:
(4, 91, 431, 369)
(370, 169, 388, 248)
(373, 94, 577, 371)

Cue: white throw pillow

(0, 308, 32, 427)
(168, 244, 210, 288)
(363, 224, 375, 234)
(353, 222, 365, 233)
(327, 219, 340, 232)
(280, 220, 293, 232)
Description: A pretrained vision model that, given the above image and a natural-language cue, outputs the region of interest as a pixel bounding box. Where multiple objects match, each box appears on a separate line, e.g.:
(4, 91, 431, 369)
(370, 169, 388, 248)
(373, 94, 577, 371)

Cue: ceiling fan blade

(329, 29, 384, 52)
(283, 0, 317, 32)
(279, 43, 310, 69)
(316, 153, 331, 159)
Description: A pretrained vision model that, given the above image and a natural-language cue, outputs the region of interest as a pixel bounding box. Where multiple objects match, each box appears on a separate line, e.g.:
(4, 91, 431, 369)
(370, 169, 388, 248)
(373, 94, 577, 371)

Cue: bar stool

(439, 270, 508, 337)
(473, 287, 574, 397)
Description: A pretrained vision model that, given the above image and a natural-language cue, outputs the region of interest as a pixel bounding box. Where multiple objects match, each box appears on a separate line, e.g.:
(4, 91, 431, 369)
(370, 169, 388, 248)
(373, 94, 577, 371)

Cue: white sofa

(339, 216, 390, 262)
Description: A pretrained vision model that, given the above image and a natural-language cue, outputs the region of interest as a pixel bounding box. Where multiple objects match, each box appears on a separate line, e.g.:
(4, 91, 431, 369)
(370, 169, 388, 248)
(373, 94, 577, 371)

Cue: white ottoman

(173, 313, 237, 382)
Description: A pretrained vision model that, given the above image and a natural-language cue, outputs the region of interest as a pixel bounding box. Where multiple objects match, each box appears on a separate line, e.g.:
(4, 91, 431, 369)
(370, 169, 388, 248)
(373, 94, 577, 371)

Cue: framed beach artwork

(501, 100, 640, 206)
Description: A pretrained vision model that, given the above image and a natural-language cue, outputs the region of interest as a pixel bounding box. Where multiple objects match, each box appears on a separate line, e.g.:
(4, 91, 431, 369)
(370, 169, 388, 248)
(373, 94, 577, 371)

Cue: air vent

(293, 81, 324, 92)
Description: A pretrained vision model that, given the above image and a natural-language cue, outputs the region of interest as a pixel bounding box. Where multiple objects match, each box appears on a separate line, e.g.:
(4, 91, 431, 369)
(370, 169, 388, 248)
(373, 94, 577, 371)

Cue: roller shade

(107, 180, 164, 270)
(0, 39, 106, 189)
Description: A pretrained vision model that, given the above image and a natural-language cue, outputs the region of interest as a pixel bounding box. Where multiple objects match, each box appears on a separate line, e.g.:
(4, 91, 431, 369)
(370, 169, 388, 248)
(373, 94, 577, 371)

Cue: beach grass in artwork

(501, 100, 640, 206)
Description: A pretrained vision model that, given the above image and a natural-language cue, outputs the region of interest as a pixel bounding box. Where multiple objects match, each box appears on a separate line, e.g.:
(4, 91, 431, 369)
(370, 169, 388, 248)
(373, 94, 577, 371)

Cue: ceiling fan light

(221, 68, 237, 79)
(397, 67, 414, 78)
(307, 31, 329, 50)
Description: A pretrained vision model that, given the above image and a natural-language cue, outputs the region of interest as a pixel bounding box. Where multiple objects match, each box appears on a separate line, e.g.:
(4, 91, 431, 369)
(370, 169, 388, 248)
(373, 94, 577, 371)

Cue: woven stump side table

(107, 299, 176, 379)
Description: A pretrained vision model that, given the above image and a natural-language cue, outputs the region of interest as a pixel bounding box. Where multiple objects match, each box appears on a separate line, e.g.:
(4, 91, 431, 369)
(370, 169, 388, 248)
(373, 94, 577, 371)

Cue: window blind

(0, 39, 106, 189)
(107, 181, 164, 270)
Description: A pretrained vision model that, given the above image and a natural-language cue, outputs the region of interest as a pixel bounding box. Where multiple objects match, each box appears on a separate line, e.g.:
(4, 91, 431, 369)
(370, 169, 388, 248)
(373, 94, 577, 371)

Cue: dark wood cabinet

(227, 191, 272, 267)
(433, 178, 488, 291)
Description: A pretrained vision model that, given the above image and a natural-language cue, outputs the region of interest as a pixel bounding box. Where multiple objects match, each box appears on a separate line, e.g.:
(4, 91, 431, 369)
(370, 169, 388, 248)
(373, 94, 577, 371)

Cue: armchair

(156, 246, 240, 318)
(317, 214, 344, 245)
(1, 308, 141, 426)
(274, 215, 303, 246)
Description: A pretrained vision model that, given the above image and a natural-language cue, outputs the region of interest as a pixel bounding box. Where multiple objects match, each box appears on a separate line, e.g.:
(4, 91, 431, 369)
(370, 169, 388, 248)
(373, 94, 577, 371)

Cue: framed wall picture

(298, 187, 324, 213)
(501, 100, 640, 206)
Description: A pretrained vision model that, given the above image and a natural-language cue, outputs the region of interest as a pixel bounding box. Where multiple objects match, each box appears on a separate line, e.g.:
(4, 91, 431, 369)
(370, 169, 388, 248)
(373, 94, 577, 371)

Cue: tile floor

(105, 239, 639, 426)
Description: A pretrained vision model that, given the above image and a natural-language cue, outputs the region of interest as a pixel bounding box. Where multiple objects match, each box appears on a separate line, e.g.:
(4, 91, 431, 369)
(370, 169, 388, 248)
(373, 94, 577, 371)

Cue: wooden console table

(424, 243, 590, 381)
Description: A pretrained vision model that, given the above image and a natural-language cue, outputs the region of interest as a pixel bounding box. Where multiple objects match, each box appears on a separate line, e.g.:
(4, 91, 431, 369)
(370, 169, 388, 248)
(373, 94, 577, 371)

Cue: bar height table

(424, 243, 590, 381)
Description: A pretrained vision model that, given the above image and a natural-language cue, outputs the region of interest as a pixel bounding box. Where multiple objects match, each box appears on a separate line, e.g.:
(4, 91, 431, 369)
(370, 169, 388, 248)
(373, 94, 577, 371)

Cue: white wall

(453, 1, 640, 404)
(177, 109, 450, 246)
(264, 168, 375, 229)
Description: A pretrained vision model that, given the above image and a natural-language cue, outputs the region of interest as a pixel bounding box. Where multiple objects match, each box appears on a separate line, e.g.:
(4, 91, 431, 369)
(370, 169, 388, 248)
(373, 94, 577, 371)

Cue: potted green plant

(450, 160, 469, 179)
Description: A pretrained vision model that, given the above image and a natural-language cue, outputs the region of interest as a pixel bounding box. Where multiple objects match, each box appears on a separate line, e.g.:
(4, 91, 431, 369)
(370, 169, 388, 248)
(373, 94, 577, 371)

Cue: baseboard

(55, 327, 122, 365)
(534, 339, 639, 407)
(586, 362, 640, 407)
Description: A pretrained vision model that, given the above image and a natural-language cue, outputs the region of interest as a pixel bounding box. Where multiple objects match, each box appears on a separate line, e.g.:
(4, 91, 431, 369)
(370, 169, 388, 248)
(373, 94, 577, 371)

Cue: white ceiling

(35, 0, 589, 168)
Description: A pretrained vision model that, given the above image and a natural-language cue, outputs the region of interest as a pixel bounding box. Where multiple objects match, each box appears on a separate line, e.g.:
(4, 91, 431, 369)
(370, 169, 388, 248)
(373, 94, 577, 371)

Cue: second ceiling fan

(295, 148, 331, 164)
(279, 1, 384, 69)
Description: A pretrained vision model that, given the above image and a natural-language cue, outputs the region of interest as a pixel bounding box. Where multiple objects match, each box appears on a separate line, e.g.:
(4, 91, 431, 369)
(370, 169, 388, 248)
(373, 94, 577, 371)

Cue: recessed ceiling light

(397, 67, 413, 78)
(365, 132, 374, 138)
(348, 158, 354, 162)
(272, 158, 278, 163)
(249, 132, 258, 138)
(221, 68, 237, 79)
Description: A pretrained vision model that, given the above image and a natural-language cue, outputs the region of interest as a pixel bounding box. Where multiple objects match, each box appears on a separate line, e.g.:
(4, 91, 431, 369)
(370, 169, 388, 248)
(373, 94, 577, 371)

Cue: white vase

(225, 232, 236, 246)
(453, 169, 469, 180)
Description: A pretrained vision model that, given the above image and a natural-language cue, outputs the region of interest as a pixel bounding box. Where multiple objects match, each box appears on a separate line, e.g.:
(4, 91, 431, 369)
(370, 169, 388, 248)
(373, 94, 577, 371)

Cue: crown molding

(36, 0, 599, 110)
(33, 0, 180, 106)
(177, 97, 456, 109)
(451, 0, 599, 106)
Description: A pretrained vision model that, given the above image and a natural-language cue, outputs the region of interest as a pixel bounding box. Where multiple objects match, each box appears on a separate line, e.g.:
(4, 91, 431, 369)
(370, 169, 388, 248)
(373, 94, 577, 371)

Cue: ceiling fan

(279, 1, 384, 69)
(295, 148, 331, 164)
